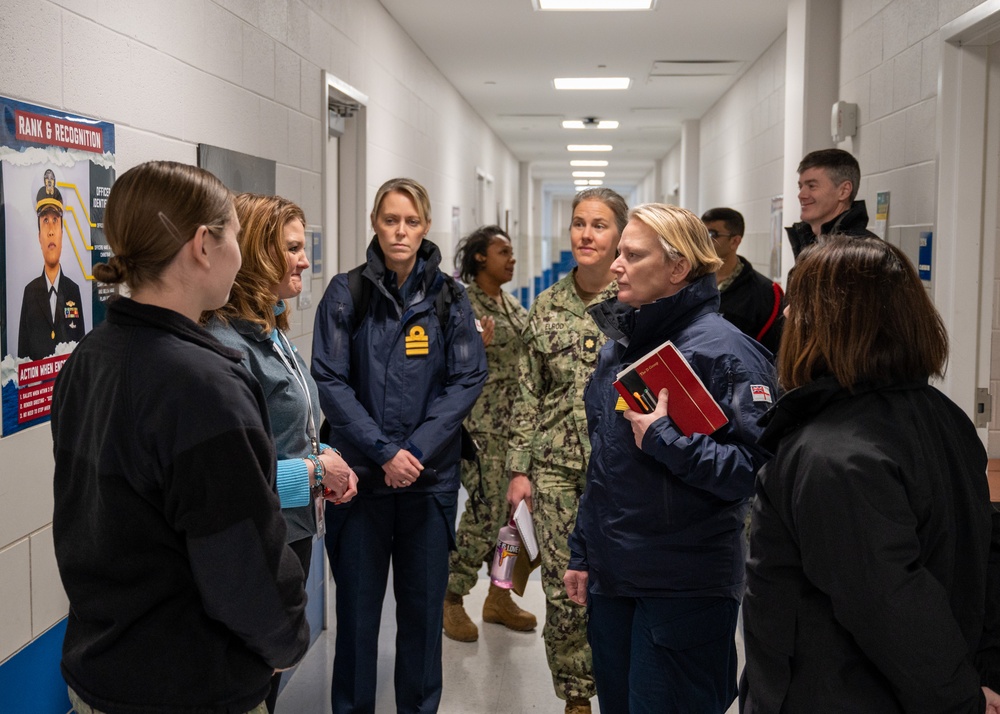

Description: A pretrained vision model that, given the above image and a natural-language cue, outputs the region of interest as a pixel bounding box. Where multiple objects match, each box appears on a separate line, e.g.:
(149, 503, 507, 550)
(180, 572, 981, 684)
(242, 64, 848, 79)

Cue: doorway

(937, 4, 1000, 455)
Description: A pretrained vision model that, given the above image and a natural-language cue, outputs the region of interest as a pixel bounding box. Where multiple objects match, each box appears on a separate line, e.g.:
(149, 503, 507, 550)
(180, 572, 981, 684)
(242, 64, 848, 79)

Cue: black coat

(18, 270, 86, 360)
(52, 298, 309, 713)
(719, 256, 783, 355)
(785, 200, 880, 259)
(742, 376, 1000, 713)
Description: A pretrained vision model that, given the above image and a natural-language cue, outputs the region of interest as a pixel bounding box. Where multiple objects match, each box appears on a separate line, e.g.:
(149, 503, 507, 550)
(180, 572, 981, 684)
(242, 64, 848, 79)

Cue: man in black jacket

(702, 207, 783, 354)
(786, 149, 878, 259)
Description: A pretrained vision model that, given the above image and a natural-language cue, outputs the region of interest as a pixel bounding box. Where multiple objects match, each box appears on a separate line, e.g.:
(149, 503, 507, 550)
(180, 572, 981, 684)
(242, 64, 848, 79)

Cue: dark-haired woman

(741, 236, 1000, 713)
(51, 161, 308, 714)
(443, 225, 536, 642)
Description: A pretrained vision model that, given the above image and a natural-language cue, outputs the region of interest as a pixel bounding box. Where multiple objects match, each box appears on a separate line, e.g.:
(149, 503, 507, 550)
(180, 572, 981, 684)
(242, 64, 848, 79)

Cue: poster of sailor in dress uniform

(0, 96, 115, 437)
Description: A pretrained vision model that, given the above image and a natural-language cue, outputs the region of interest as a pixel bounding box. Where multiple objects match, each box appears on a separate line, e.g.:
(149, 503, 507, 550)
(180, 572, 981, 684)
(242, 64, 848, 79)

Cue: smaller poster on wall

(874, 191, 890, 239)
(1, 97, 116, 437)
(769, 195, 783, 280)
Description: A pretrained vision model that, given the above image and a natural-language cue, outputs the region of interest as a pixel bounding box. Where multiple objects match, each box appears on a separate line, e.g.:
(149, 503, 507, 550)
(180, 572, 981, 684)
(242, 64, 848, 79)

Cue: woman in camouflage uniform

(443, 225, 536, 641)
(505, 188, 628, 714)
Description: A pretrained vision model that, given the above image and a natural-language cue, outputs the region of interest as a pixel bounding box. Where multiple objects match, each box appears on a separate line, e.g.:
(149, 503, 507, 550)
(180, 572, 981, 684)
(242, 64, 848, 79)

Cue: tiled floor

(278, 503, 743, 713)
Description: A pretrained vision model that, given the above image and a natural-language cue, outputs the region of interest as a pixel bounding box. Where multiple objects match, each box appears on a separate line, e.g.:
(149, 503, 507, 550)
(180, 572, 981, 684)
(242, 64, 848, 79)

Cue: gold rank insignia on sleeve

(583, 334, 598, 353)
(614, 396, 628, 412)
(405, 325, 430, 356)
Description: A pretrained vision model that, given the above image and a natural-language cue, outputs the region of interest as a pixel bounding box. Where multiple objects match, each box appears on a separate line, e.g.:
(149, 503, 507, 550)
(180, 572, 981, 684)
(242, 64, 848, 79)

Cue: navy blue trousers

(325, 491, 457, 714)
(588, 593, 739, 714)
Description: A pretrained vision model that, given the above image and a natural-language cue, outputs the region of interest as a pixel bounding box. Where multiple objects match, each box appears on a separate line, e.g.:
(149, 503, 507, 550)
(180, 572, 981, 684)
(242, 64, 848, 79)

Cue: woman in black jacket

(51, 161, 309, 714)
(741, 236, 1000, 713)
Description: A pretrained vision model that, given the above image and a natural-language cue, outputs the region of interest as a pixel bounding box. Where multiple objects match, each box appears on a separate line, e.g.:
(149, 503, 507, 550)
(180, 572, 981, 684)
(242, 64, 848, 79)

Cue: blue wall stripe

(0, 618, 71, 714)
(0, 538, 326, 712)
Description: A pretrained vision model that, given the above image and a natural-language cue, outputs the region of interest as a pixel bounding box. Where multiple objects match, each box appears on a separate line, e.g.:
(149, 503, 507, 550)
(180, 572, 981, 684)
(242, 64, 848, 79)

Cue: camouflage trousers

(532, 461, 596, 701)
(68, 687, 267, 714)
(448, 433, 510, 596)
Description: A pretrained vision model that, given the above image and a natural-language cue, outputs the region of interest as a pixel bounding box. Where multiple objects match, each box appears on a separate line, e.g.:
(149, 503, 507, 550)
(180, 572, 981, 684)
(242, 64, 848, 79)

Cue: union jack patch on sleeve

(751, 384, 773, 403)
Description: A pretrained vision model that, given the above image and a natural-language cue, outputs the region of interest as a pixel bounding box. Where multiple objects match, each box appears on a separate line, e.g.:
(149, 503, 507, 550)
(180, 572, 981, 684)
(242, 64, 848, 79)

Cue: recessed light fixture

(536, 0, 654, 10)
(562, 119, 620, 129)
(570, 160, 609, 167)
(588, 180, 604, 185)
(554, 77, 631, 90)
(574, 179, 590, 186)
(568, 144, 613, 152)
(572, 171, 606, 178)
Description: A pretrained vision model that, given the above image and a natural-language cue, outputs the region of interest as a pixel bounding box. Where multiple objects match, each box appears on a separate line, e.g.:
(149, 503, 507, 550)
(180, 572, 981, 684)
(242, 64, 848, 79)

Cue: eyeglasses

(707, 231, 733, 240)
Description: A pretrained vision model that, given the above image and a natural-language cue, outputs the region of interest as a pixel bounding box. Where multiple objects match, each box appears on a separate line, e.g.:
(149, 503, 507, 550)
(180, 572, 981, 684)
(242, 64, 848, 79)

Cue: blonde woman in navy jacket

(566, 204, 776, 714)
(312, 177, 487, 714)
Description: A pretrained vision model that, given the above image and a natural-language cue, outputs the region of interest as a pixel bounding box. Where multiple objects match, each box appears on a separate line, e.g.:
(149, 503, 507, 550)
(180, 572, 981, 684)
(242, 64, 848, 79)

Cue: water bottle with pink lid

(490, 519, 521, 589)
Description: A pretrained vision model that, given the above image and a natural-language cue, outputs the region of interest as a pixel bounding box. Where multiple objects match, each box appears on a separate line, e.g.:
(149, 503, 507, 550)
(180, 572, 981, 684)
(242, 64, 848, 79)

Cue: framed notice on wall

(0, 97, 116, 437)
(769, 195, 783, 280)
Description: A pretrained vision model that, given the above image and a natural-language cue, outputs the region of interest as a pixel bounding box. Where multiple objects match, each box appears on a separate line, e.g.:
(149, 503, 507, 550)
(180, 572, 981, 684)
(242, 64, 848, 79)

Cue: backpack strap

(348, 264, 454, 333)
(346, 263, 371, 334)
(756, 281, 784, 342)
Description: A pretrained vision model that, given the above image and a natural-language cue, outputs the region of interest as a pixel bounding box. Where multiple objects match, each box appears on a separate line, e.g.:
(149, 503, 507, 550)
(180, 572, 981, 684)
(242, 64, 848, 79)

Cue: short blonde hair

(628, 203, 722, 279)
(370, 177, 431, 230)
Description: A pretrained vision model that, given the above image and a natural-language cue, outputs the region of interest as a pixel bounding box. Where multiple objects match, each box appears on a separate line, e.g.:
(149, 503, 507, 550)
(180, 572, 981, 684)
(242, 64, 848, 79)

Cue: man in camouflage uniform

(505, 270, 617, 714)
(444, 276, 535, 640)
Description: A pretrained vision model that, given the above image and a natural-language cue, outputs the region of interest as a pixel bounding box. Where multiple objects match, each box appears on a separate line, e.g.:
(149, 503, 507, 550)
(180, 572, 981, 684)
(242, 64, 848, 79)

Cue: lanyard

(271, 330, 319, 456)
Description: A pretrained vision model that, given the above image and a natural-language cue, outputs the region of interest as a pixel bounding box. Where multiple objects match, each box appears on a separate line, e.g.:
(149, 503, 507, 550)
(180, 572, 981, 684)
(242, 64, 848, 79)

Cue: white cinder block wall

(0, 0, 519, 669)
(698, 32, 787, 275)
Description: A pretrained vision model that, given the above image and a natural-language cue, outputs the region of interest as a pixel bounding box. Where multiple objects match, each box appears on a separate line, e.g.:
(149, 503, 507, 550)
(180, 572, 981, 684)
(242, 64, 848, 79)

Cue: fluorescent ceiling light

(568, 144, 613, 152)
(574, 179, 590, 186)
(571, 160, 609, 167)
(572, 171, 606, 178)
(588, 180, 604, 185)
(537, 0, 654, 10)
(597, 120, 619, 129)
(562, 120, 586, 129)
(576, 186, 590, 191)
(554, 77, 631, 90)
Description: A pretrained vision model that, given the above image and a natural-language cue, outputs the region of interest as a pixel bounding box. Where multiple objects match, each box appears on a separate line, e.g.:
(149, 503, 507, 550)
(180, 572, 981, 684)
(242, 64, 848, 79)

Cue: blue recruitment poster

(0, 97, 116, 437)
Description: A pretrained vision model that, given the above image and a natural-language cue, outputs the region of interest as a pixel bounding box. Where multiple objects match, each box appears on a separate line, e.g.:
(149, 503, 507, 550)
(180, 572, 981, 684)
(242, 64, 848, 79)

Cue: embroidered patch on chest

(405, 325, 429, 356)
(751, 384, 772, 403)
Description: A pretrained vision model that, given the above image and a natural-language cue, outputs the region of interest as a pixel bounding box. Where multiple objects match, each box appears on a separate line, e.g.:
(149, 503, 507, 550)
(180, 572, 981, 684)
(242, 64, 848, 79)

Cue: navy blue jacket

(311, 238, 487, 494)
(568, 274, 776, 599)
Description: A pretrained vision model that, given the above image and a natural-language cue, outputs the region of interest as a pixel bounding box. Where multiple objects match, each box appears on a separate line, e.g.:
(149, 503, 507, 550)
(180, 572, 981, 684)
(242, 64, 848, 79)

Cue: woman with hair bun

(51, 161, 309, 714)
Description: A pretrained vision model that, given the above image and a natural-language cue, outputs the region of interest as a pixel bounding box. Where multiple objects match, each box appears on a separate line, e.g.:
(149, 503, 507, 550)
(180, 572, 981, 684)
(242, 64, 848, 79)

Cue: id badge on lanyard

(274, 330, 327, 538)
(314, 488, 326, 538)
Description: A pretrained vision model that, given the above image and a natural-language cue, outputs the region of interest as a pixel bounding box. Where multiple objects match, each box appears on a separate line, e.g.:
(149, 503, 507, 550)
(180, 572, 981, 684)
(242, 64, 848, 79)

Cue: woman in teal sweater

(204, 193, 357, 712)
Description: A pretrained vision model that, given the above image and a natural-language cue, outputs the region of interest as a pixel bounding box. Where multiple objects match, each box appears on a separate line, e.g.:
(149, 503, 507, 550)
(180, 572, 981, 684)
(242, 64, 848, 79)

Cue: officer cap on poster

(36, 169, 64, 217)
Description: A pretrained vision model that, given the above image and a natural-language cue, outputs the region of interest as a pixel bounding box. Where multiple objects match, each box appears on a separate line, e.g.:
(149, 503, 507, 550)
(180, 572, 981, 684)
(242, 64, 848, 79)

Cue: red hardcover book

(613, 340, 728, 437)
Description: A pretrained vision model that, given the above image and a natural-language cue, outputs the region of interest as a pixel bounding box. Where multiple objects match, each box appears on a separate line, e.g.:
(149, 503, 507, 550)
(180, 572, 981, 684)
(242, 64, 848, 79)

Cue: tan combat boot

(481, 583, 538, 631)
(564, 698, 591, 714)
(443, 590, 478, 642)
